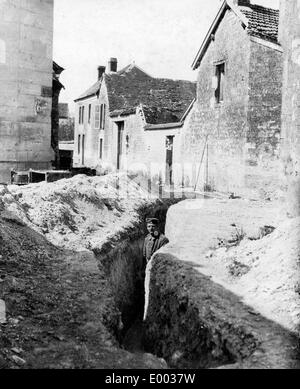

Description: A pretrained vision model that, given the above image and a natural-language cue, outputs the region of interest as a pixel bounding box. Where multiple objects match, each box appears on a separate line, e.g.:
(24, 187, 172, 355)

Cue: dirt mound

(4, 174, 153, 251)
(203, 217, 300, 334)
(0, 174, 167, 369)
(164, 199, 300, 334)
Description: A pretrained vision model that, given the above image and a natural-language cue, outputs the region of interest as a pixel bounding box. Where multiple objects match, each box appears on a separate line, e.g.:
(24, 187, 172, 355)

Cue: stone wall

(244, 40, 284, 199)
(73, 84, 147, 174)
(181, 9, 250, 194)
(279, 0, 300, 216)
(0, 0, 54, 183)
(181, 8, 283, 199)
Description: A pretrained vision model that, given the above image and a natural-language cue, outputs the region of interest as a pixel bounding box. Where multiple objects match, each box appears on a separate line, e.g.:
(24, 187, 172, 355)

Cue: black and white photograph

(0, 0, 300, 373)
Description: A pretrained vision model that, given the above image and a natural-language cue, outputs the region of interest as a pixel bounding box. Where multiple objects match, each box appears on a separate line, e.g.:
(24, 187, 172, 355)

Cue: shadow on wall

(143, 253, 300, 369)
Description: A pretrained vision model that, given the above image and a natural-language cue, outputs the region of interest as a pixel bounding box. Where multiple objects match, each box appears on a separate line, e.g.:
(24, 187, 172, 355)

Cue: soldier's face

(147, 223, 159, 236)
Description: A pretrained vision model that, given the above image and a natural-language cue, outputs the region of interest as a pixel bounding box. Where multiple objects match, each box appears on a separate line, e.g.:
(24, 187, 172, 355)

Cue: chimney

(108, 58, 118, 73)
(97, 66, 106, 80)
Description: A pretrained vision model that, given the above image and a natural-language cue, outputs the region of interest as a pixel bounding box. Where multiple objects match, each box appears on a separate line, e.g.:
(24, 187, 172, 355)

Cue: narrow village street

(1, 0, 300, 372)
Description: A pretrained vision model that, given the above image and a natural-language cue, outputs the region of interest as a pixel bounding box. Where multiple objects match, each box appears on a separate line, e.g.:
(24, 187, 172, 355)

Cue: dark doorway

(117, 121, 124, 170)
(165, 136, 174, 186)
(82, 134, 85, 166)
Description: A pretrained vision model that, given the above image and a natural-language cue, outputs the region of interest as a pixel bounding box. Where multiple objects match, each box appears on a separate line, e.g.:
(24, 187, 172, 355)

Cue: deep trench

(93, 200, 241, 369)
(92, 199, 300, 369)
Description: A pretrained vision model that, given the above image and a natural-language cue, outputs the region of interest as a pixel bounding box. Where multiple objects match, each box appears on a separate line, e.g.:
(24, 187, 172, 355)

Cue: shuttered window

(100, 104, 106, 129)
(99, 138, 103, 159)
(88, 104, 91, 124)
(95, 105, 100, 129)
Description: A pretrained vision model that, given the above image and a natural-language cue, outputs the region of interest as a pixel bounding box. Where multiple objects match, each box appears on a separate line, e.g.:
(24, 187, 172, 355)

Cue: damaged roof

(192, 0, 280, 70)
(75, 64, 196, 125)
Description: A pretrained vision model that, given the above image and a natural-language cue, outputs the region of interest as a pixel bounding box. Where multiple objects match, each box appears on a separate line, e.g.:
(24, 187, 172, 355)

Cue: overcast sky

(53, 0, 279, 112)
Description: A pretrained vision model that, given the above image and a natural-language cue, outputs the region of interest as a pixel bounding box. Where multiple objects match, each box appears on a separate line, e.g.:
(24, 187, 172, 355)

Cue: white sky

(53, 0, 279, 113)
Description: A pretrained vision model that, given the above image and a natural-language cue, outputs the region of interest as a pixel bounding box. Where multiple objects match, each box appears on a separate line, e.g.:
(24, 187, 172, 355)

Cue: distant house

(182, 0, 283, 198)
(73, 59, 196, 184)
(58, 103, 74, 170)
(59, 103, 69, 122)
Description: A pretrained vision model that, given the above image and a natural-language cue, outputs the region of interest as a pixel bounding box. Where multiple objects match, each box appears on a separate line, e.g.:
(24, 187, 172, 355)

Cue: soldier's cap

(146, 218, 159, 225)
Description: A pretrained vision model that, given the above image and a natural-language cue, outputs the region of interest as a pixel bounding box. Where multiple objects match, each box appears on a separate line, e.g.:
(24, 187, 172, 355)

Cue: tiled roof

(192, 1, 280, 70)
(106, 65, 196, 124)
(240, 4, 279, 42)
(76, 80, 102, 101)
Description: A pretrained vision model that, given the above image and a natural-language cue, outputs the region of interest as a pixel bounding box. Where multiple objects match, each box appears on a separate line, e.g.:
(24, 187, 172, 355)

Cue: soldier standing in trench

(142, 218, 169, 272)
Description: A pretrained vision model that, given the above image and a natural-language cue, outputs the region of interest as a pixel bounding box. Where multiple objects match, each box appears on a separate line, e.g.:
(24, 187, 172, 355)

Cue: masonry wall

(279, 0, 300, 216)
(74, 95, 103, 169)
(0, 0, 54, 183)
(181, 9, 251, 194)
(73, 84, 147, 174)
(243, 40, 284, 199)
(144, 127, 182, 185)
(115, 111, 147, 172)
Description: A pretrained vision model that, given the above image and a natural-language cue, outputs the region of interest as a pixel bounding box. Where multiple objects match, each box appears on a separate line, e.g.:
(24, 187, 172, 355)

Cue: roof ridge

(247, 3, 279, 13)
(155, 76, 196, 84)
(116, 63, 153, 78)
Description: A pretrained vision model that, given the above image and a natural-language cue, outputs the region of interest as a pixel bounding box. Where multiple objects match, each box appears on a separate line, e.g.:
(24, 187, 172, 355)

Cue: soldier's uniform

(143, 232, 169, 264)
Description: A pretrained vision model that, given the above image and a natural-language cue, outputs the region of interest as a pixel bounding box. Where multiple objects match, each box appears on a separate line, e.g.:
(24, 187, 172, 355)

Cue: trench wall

(93, 199, 176, 332)
(143, 253, 300, 369)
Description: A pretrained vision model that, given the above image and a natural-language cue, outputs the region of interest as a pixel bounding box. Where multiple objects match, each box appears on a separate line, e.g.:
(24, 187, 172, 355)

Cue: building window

(100, 104, 106, 129)
(95, 105, 100, 129)
(215, 62, 225, 104)
(79, 106, 85, 124)
(78, 134, 81, 154)
(82, 134, 85, 165)
(99, 138, 103, 159)
(88, 104, 91, 124)
(82, 106, 85, 124)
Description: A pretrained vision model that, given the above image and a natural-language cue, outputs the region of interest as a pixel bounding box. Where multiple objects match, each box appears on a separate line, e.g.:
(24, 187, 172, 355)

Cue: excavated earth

(0, 174, 171, 369)
(1, 174, 299, 369)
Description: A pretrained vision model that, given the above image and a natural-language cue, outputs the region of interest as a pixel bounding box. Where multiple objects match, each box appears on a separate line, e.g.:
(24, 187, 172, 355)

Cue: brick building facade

(181, 0, 283, 198)
(0, 0, 55, 183)
(279, 0, 300, 216)
(73, 60, 195, 183)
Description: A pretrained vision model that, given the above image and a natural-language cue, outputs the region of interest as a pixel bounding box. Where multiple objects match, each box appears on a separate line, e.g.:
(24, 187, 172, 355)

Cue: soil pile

(4, 173, 153, 251)
(0, 174, 167, 369)
(164, 199, 300, 334)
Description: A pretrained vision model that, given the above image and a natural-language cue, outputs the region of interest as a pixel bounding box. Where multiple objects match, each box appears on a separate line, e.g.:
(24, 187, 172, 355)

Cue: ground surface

(1, 175, 299, 368)
(162, 198, 300, 334)
(0, 174, 167, 369)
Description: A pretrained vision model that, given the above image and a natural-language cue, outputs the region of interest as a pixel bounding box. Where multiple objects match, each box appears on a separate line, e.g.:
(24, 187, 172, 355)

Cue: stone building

(73, 59, 195, 184)
(279, 0, 300, 216)
(0, 0, 54, 183)
(182, 0, 283, 198)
